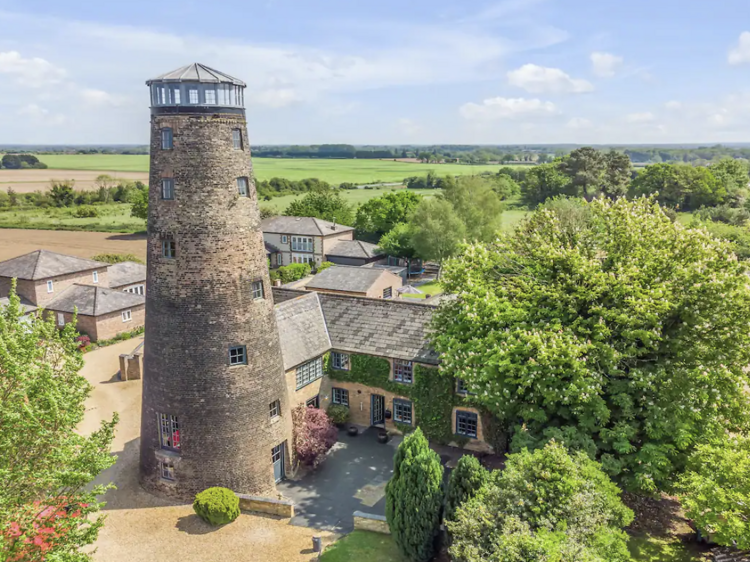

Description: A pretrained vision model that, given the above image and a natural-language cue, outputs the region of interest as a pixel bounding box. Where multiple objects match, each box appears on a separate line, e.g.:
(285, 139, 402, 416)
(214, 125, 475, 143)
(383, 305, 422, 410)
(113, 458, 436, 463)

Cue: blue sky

(2, 0, 750, 144)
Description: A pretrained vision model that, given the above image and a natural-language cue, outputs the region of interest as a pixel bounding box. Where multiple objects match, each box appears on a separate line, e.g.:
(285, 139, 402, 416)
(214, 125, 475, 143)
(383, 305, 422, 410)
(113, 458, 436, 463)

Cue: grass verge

(320, 531, 406, 562)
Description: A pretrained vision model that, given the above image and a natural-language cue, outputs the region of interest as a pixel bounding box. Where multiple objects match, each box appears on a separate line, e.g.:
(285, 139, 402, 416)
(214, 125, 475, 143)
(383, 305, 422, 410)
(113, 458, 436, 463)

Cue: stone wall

(449, 406, 492, 453)
(285, 360, 326, 408)
(0, 269, 107, 307)
(236, 494, 294, 518)
(139, 105, 294, 501)
(353, 511, 390, 534)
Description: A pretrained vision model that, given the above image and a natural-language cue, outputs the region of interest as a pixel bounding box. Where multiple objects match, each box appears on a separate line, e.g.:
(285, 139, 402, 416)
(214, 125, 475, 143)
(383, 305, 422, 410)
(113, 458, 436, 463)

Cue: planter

(347, 426, 359, 437)
(377, 431, 389, 444)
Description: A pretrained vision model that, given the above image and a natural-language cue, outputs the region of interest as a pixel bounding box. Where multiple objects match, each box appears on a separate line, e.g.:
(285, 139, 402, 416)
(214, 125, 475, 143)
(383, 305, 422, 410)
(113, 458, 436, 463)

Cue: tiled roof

(325, 240, 383, 259)
(107, 261, 147, 288)
(46, 284, 145, 316)
(274, 293, 331, 370)
(261, 216, 354, 236)
(305, 265, 398, 294)
(146, 63, 246, 86)
(271, 287, 439, 365)
(0, 250, 107, 281)
(0, 296, 37, 314)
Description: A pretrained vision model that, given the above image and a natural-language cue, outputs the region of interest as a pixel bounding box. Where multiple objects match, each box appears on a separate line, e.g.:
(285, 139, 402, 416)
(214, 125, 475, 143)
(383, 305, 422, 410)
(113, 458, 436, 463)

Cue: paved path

(279, 428, 402, 533)
(79, 337, 333, 562)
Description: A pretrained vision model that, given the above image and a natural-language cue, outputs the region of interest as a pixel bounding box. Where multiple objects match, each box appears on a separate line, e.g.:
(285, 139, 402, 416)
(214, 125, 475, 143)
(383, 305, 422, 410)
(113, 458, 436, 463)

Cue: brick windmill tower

(139, 64, 293, 499)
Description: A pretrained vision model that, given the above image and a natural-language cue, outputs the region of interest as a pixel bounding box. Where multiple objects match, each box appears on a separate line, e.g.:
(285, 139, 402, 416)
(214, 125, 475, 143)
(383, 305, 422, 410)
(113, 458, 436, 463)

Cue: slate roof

(274, 293, 331, 370)
(271, 287, 439, 365)
(0, 250, 108, 281)
(146, 63, 246, 86)
(0, 296, 37, 314)
(261, 216, 354, 237)
(46, 284, 145, 316)
(265, 242, 281, 254)
(305, 265, 398, 294)
(325, 240, 383, 259)
(107, 261, 147, 288)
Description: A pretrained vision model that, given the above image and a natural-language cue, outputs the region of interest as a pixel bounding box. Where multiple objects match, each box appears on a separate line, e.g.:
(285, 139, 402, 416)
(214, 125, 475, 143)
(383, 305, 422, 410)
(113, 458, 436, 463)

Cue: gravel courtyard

(79, 337, 333, 562)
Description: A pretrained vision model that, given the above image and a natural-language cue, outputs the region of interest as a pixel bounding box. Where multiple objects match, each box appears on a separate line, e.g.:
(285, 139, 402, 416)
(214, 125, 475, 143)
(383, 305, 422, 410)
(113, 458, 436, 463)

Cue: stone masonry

(139, 74, 293, 500)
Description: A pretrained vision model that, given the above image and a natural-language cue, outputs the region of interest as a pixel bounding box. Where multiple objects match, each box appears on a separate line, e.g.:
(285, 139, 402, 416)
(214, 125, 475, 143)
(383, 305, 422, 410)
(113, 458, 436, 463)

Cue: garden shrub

(292, 405, 337, 467)
(73, 206, 99, 218)
(317, 261, 334, 272)
(269, 262, 311, 284)
(444, 455, 489, 523)
(192, 487, 240, 526)
(386, 428, 444, 562)
(326, 404, 349, 425)
(91, 253, 144, 264)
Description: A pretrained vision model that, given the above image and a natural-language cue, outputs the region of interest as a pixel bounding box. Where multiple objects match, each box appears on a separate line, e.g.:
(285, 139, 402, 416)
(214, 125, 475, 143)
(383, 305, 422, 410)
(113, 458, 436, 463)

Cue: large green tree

(444, 455, 489, 523)
(433, 197, 750, 493)
(284, 189, 354, 225)
(521, 162, 571, 206)
(385, 428, 443, 562)
(410, 198, 466, 277)
(377, 223, 419, 271)
(0, 283, 117, 561)
(442, 176, 504, 243)
(562, 147, 606, 198)
(130, 185, 148, 221)
(710, 157, 750, 198)
(354, 190, 422, 242)
(448, 441, 634, 562)
(631, 163, 726, 210)
(602, 150, 633, 199)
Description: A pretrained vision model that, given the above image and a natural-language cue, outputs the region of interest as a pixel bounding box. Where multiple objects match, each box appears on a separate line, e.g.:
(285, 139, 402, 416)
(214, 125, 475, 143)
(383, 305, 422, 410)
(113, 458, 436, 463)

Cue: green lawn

(38, 155, 515, 183)
(402, 280, 443, 299)
(0, 204, 144, 233)
(628, 534, 708, 562)
(320, 531, 406, 562)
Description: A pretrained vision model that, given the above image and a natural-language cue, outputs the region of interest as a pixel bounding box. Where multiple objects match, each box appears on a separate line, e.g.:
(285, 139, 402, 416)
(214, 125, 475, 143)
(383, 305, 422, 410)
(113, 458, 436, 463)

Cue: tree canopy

(433, 197, 750, 493)
(354, 190, 422, 242)
(0, 283, 117, 561)
(442, 175, 504, 243)
(284, 189, 354, 225)
(410, 197, 466, 274)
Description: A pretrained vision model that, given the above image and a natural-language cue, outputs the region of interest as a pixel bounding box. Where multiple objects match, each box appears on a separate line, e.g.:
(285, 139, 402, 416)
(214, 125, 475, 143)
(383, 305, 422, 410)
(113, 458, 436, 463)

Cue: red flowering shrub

(75, 335, 91, 351)
(1, 498, 88, 561)
(292, 405, 338, 467)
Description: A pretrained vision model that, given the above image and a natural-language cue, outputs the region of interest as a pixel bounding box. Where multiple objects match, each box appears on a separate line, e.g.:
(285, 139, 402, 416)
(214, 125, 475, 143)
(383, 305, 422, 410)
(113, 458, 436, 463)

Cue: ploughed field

(32, 154, 515, 184)
(0, 228, 147, 262)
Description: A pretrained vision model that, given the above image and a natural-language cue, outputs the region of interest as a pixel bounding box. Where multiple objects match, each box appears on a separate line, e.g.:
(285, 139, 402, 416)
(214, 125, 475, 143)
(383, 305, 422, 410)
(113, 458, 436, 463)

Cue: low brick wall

(236, 494, 294, 518)
(353, 511, 390, 534)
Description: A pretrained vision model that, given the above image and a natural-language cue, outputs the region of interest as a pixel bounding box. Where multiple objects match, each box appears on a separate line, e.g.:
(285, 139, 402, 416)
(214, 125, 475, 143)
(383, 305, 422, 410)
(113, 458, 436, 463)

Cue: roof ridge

(30, 250, 43, 281)
(92, 284, 99, 316)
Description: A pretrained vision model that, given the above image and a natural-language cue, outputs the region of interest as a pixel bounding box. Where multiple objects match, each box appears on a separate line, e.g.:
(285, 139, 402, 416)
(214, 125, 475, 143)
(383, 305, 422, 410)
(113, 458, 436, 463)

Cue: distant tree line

(1, 154, 47, 169)
(0, 176, 146, 211)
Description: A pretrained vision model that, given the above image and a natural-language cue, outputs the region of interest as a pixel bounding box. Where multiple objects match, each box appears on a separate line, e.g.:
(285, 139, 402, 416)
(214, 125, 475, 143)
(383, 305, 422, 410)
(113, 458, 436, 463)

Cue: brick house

(273, 288, 493, 454)
(0, 250, 145, 341)
(302, 265, 403, 299)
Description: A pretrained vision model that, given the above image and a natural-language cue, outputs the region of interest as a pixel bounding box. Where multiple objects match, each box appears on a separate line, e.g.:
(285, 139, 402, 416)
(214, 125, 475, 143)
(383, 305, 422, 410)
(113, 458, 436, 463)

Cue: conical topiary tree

(385, 428, 444, 562)
(444, 454, 489, 522)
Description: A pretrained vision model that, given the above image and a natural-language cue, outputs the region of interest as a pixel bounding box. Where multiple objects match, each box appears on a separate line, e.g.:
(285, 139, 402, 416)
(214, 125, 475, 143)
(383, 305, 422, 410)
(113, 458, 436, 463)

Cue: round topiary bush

(326, 404, 350, 425)
(192, 487, 240, 526)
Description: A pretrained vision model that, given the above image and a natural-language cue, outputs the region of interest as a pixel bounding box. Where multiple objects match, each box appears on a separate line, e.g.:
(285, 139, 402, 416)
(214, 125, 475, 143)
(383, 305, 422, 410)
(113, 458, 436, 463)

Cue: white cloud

(507, 64, 593, 94)
(728, 31, 750, 65)
(18, 103, 48, 118)
(459, 97, 557, 120)
(566, 117, 592, 129)
(626, 112, 655, 123)
(590, 52, 623, 77)
(17, 103, 66, 125)
(398, 118, 422, 136)
(248, 88, 303, 108)
(0, 50, 66, 87)
(80, 89, 127, 107)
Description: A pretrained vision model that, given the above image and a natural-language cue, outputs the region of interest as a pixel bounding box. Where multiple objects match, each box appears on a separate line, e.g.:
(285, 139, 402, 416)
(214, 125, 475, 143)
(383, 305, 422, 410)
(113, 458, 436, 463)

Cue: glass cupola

(146, 63, 246, 110)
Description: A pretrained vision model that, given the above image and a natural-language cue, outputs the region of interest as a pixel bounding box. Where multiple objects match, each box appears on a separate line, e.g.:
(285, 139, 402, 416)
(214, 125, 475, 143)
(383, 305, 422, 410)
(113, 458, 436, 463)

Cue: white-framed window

(229, 345, 247, 366)
(161, 128, 173, 150)
(124, 285, 145, 296)
(332, 387, 349, 406)
(393, 399, 413, 424)
(269, 400, 280, 418)
(237, 177, 249, 197)
(188, 89, 199, 104)
(46, 280, 54, 293)
(393, 359, 413, 384)
(122, 309, 132, 322)
(456, 411, 478, 438)
(160, 460, 175, 481)
(251, 280, 264, 300)
(172, 88, 181, 105)
(158, 413, 180, 451)
(161, 178, 174, 200)
(306, 395, 320, 408)
(292, 253, 315, 265)
(281, 235, 288, 244)
(331, 352, 349, 371)
(204, 89, 216, 104)
(232, 129, 243, 150)
(296, 357, 323, 389)
(291, 236, 314, 252)
(382, 287, 392, 299)
(57, 312, 65, 327)
(93, 271, 99, 284)
(162, 238, 176, 259)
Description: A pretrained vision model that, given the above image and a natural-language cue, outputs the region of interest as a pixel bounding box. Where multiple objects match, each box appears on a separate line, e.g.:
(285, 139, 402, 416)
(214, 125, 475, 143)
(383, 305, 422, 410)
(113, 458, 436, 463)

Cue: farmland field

(35, 154, 517, 183)
(0, 169, 149, 194)
(0, 228, 147, 262)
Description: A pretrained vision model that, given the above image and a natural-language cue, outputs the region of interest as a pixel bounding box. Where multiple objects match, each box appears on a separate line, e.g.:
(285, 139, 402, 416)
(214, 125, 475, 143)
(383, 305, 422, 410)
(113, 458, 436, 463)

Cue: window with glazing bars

(229, 345, 247, 366)
(331, 352, 349, 371)
(188, 89, 199, 104)
(158, 413, 180, 451)
(252, 280, 264, 300)
(269, 400, 280, 418)
(161, 178, 174, 200)
(204, 89, 216, 104)
(393, 359, 413, 383)
(162, 238, 176, 259)
(160, 460, 175, 481)
(237, 177, 249, 197)
(232, 129, 243, 150)
(456, 411, 478, 438)
(332, 387, 349, 406)
(161, 128, 173, 149)
(393, 399, 412, 424)
(291, 236, 313, 252)
(296, 357, 323, 389)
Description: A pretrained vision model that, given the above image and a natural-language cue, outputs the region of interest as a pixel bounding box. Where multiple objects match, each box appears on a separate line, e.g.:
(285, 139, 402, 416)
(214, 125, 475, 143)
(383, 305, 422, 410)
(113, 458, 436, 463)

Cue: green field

(0, 204, 144, 233)
(38, 154, 513, 184)
(262, 186, 441, 212)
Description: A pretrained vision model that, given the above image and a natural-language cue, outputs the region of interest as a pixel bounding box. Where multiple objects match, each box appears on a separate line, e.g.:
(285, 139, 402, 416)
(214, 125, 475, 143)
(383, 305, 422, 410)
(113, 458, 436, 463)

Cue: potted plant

(377, 430, 389, 444)
(347, 425, 359, 437)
